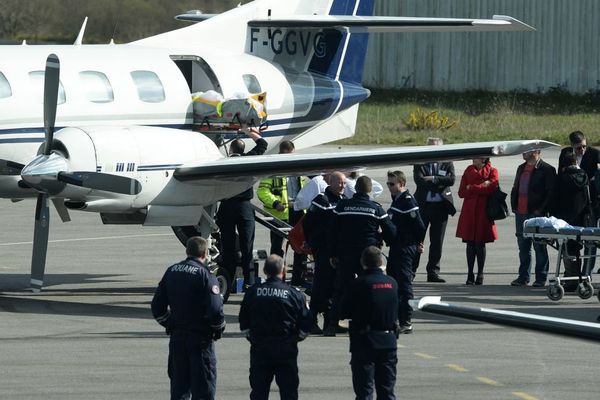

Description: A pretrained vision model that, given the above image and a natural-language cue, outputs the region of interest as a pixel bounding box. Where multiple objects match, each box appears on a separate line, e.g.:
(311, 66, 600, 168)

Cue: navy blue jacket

(303, 187, 345, 251)
(151, 257, 225, 334)
(223, 138, 268, 201)
(388, 190, 425, 247)
(341, 268, 399, 351)
(239, 276, 312, 345)
(330, 192, 396, 255)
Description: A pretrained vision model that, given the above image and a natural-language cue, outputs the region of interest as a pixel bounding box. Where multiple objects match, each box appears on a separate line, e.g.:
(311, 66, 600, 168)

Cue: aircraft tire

(214, 266, 232, 303)
(547, 284, 564, 301)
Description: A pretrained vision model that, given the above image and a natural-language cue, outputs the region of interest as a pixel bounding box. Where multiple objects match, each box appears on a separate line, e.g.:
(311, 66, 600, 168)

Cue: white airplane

(0, 0, 551, 292)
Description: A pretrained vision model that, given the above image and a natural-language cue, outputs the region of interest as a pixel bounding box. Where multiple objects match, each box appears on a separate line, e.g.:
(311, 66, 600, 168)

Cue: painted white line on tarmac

(0, 233, 173, 246)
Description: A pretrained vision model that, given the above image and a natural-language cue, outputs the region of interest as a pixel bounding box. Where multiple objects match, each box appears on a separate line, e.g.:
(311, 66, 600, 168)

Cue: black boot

(466, 273, 475, 285)
(475, 273, 484, 285)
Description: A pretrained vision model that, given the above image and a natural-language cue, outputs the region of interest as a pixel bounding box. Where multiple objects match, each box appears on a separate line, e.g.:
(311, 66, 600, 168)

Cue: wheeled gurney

(523, 218, 599, 302)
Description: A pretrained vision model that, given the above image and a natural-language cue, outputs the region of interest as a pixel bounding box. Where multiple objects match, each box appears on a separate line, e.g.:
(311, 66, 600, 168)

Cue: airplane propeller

(21, 54, 142, 292)
(28, 53, 60, 292)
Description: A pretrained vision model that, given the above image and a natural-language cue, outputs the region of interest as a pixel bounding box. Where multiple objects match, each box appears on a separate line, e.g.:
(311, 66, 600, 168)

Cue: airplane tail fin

(133, 0, 374, 84)
(246, 0, 375, 84)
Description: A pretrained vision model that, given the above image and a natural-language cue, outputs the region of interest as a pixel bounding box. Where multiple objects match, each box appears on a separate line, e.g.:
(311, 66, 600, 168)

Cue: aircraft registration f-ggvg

(0, 0, 549, 291)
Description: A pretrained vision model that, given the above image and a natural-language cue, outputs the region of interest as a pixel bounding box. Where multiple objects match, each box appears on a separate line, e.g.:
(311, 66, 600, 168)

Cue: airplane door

(170, 56, 222, 95)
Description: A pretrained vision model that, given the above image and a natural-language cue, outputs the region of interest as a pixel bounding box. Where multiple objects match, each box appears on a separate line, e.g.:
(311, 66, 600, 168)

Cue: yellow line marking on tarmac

(414, 352, 436, 359)
(477, 377, 502, 386)
(446, 364, 468, 372)
(396, 343, 406, 348)
(512, 392, 539, 400)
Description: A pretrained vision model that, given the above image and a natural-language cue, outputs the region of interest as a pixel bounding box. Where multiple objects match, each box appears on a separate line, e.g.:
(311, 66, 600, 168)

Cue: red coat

(456, 163, 499, 243)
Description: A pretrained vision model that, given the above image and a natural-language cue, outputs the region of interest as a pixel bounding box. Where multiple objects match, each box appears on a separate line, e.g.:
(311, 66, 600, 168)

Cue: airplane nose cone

(21, 153, 69, 188)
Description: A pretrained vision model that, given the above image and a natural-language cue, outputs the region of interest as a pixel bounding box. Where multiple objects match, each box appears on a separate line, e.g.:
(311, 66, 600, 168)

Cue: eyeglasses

(575, 145, 587, 150)
(386, 182, 396, 186)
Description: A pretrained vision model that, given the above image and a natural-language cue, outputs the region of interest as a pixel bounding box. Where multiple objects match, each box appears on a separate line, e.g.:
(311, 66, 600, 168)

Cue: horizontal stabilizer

(248, 15, 535, 33)
(175, 12, 217, 22)
(174, 140, 555, 182)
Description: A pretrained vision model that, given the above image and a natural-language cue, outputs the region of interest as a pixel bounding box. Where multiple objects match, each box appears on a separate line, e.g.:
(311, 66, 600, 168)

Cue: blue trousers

(515, 213, 549, 282)
(387, 244, 417, 324)
(168, 331, 216, 400)
(250, 343, 299, 400)
(351, 348, 397, 400)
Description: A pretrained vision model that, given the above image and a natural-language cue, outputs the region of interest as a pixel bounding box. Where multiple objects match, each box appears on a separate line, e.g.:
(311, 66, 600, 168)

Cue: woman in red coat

(456, 158, 499, 285)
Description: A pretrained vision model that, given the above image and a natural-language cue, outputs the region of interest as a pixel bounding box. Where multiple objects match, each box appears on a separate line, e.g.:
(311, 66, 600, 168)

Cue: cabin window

(243, 74, 262, 93)
(79, 71, 114, 103)
(29, 71, 66, 104)
(130, 70, 165, 103)
(0, 72, 12, 98)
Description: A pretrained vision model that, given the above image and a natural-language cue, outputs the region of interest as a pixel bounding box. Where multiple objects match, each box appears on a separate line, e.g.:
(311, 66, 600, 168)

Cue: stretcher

(523, 218, 599, 302)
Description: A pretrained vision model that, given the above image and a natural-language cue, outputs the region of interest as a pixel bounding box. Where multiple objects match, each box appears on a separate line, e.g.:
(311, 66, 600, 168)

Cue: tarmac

(1, 145, 599, 400)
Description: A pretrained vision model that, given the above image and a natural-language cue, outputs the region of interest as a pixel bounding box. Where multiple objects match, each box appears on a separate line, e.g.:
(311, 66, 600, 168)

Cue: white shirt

(293, 175, 328, 210)
(344, 176, 383, 199)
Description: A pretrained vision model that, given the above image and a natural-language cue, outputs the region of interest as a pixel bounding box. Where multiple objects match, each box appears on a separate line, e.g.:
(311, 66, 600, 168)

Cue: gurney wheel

(576, 282, 594, 300)
(547, 284, 564, 301)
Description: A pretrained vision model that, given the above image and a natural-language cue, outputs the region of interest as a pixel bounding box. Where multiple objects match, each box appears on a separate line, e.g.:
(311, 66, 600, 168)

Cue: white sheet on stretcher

(524, 217, 572, 230)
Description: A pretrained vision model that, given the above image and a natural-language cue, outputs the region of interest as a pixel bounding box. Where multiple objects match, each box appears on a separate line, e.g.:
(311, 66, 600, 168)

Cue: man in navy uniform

(303, 171, 346, 334)
(151, 236, 225, 400)
(386, 170, 425, 334)
(326, 175, 396, 336)
(239, 254, 312, 400)
(341, 246, 399, 400)
(216, 125, 268, 288)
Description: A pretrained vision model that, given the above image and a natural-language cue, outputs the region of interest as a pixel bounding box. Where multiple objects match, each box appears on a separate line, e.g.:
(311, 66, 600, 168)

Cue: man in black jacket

(412, 137, 456, 283)
(216, 125, 268, 289)
(510, 149, 556, 287)
(239, 254, 312, 400)
(151, 237, 225, 400)
(341, 246, 399, 400)
(558, 130, 600, 274)
(303, 171, 346, 334)
(326, 176, 396, 337)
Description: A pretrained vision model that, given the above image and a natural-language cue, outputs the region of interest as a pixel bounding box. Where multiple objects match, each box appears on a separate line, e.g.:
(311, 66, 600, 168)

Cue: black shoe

(466, 273, 475, 285)
(427, 275, 446, 283)
(510, 278, 529, 286)
(399, 323, 413, 334)
(532, 281, 546, 288)
(475, 274, 484, 285)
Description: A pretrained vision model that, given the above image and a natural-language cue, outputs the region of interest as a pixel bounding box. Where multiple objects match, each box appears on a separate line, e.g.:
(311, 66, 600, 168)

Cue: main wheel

(547, 284, 564, 301)
(213, 266, 232, 303)
(576, 281, 594, 300)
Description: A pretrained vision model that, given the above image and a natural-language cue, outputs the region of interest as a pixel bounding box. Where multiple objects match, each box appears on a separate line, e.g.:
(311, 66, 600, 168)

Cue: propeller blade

(51, 198, 71, 222)
(43, 54, 60, 156)
(0, 159, 25, 175)
(31, 193, 50, 292)
(57, 171, 142, 195)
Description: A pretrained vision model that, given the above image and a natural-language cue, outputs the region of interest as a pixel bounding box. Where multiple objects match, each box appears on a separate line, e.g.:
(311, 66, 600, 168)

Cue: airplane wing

(174, 140, 555, 182)
(247, 15, 535, 33)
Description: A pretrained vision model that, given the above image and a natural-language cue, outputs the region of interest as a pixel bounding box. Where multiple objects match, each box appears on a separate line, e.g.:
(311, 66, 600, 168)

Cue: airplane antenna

(110, 13, 120, 43)
(21, 39, 27, 45)
(74, 16, 88, 45)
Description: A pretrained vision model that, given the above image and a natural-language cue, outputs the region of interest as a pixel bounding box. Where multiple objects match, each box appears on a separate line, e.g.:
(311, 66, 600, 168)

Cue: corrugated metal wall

(363, 0, 600, 93)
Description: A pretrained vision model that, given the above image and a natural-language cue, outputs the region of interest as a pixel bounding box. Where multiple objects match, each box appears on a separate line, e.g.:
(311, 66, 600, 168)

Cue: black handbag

(486, 186, 509, 220)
